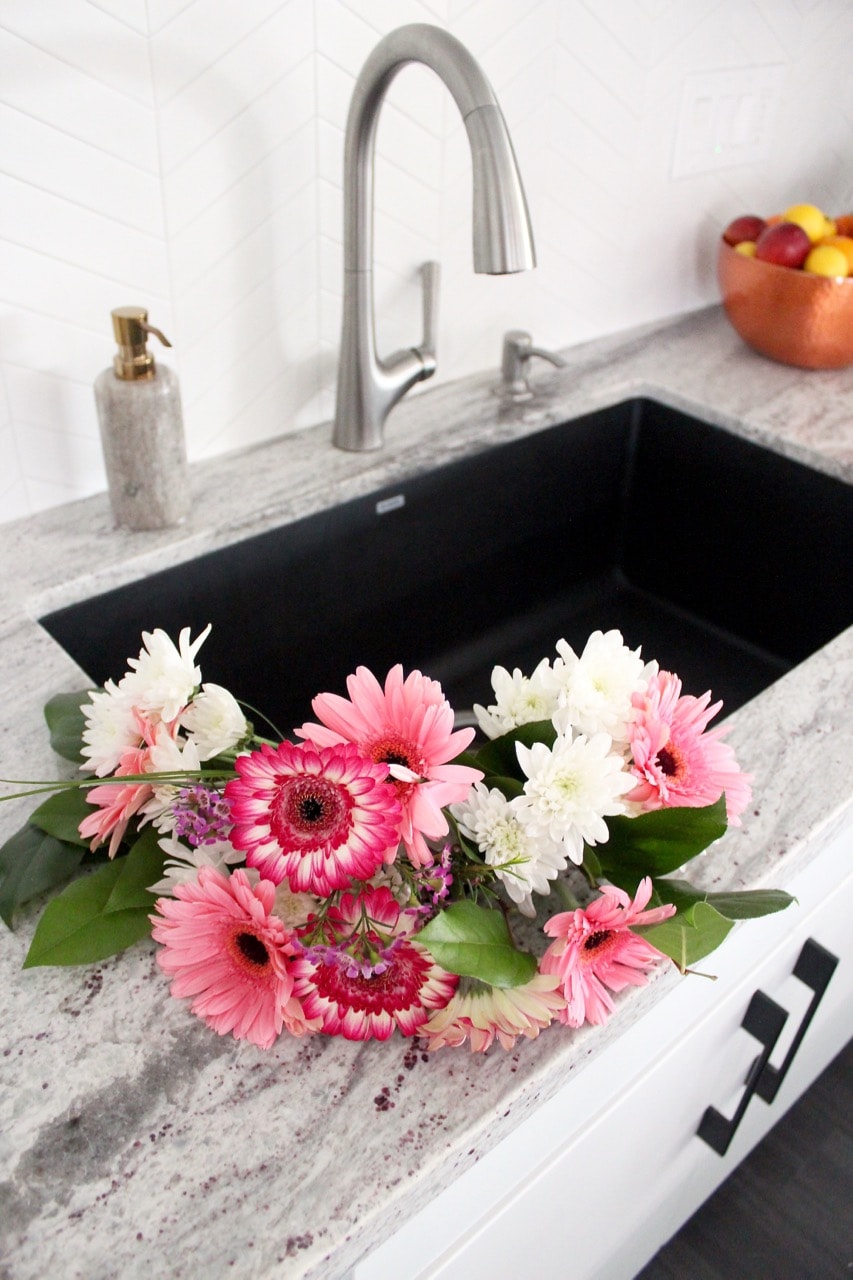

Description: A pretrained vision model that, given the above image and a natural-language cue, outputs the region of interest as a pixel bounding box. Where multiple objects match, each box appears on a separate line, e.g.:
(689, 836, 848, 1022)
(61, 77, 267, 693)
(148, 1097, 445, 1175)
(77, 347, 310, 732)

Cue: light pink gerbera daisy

(151, 867, 314, 1050)
(421, 972, 566, 1053)
(291, 885, 457, 1041)
(626, 670, 752, 824)
(541, 877, 676, 1027)
(78, 710, 163, 856)
(297, 665, 483, 868)
(224, 740, 401, 896)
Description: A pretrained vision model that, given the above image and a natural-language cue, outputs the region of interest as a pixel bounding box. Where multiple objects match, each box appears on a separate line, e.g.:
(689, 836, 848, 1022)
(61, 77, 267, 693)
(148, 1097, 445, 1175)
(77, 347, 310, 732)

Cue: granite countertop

(1, 306, 851, 1279)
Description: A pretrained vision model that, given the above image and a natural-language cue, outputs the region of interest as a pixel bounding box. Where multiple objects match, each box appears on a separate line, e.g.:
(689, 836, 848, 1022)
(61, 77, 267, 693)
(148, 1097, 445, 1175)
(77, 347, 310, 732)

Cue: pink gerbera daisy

(297, 665, 482, 868)
(420, 972, 566, 1052)
(626, 670, 752, 824)
(78, 710, 161, 856)
(151, 867, 311, 1050)
(541, 877, 676, 1027)
(224, 740, 401, 896)
(291, 885, 457, 1041)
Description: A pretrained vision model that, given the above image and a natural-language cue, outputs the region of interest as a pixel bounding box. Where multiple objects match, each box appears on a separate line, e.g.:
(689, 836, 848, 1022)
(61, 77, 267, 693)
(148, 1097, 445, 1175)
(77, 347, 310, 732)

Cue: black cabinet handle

(754, 938, 838, 1104)
(698, 936, 839, 1156)
(698, 989, 788, 1155)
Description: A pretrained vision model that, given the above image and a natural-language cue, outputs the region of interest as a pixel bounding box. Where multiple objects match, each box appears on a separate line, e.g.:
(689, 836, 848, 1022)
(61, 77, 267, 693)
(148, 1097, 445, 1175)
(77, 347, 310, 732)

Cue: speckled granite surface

(1, 306, 851, 1280)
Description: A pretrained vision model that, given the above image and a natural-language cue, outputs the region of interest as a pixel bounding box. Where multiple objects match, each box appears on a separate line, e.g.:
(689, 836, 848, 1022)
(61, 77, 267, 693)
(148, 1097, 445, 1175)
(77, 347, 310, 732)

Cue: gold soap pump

(94, 306, 190, 530)
(111, 305, 172, 381)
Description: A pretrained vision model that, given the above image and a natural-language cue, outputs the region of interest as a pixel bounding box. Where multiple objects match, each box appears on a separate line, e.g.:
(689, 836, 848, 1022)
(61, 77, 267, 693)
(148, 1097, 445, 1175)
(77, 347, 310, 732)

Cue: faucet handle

(495, 329, 565, 401)
(416, 260, 440, 380)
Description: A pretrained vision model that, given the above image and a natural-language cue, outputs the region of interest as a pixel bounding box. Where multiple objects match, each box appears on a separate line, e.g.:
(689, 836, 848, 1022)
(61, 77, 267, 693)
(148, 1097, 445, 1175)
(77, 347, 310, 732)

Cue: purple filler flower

(172, 784, 233, 847)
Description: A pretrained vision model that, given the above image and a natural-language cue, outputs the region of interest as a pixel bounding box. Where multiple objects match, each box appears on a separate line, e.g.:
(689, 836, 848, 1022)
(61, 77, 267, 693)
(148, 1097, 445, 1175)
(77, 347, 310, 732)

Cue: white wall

(2, 0, 852, 523)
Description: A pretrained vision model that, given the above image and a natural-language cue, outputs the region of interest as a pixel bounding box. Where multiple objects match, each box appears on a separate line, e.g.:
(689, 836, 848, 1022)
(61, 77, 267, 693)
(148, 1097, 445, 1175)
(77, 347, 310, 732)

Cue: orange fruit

(835, 213, 853, 237)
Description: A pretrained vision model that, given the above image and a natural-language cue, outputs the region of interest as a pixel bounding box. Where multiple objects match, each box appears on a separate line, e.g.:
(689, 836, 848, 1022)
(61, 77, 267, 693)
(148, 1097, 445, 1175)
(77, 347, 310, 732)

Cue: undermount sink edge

(0, 306, 851, 1280)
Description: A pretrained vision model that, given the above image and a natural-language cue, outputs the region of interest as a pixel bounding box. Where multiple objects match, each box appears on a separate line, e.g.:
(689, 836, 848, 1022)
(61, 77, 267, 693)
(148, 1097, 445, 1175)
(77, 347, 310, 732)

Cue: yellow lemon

(734, 240, 758, 257)
(823, 216, 838, 237)
(803, 244, 849, 278)
(784, 202, 828, 244)
(820, 234, 853, 273)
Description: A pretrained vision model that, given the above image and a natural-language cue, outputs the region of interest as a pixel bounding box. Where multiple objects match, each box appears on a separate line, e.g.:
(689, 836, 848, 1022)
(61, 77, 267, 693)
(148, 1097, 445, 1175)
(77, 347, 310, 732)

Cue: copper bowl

(717, 237, 853, 369)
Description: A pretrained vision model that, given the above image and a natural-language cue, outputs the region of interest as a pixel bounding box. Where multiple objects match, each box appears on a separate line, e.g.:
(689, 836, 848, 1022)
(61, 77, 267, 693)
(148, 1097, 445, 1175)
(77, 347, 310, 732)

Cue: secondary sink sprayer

(333, 24, 537, 451)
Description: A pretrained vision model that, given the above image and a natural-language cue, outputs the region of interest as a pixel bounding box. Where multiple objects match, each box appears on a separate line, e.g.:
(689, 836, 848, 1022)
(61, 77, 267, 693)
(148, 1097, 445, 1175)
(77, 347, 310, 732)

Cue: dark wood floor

(636, 1039, 852, 1280)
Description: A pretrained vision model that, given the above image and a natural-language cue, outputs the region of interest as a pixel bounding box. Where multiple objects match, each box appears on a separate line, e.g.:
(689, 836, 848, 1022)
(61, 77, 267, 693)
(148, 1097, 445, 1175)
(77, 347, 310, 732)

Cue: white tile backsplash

(2, 0, 853, 525)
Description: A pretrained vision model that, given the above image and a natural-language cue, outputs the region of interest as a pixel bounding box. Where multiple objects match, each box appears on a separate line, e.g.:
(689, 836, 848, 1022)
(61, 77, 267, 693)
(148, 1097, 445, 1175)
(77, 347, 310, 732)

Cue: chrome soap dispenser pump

(94, 306, 190, 530)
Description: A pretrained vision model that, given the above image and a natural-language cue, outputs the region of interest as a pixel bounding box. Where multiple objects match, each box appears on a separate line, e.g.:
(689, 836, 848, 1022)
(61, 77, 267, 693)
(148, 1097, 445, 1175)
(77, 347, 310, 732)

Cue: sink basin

(41, 398, 852, 729)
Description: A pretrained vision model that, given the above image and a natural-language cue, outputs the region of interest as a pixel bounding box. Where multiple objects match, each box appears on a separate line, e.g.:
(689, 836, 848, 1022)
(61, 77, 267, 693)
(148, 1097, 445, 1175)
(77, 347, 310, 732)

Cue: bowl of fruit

(718, 202, 853, 369)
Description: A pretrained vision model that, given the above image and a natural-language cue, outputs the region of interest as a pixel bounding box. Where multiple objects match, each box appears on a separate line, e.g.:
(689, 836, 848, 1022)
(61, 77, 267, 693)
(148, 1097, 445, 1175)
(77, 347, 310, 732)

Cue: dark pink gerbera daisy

(224, 740, 401, 896)
(292, 885, 457, 1041)
(151, 867, 307, 1050)
(296, 664, 483, 868)
(540, 877, 676, 1028)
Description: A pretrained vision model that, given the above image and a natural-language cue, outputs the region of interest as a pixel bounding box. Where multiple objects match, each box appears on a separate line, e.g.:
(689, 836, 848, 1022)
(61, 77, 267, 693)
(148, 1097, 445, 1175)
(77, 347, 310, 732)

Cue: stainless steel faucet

(333, 24, 537, 452)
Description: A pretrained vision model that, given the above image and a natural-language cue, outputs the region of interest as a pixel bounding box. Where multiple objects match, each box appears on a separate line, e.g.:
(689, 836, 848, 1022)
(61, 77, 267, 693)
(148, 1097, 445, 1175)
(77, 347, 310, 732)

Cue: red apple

(754, 222, 811, 269)
(723, 214, 767, 247)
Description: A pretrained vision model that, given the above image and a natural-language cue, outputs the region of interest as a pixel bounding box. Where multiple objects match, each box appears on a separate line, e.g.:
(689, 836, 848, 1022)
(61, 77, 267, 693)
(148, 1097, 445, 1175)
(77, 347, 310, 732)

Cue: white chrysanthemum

(512, 732, 634, 865)
(452, 783, 566, 916)
(272, 881, 320, 930)
(119, 624, 211, 725)
(178, 682, 247, 760)
(547, 630, 649, 741)
(141, 729, 203, 830)
(148, 833, 243, 896)
(80, 680, 141, 776)
(474, 658, 557, 739)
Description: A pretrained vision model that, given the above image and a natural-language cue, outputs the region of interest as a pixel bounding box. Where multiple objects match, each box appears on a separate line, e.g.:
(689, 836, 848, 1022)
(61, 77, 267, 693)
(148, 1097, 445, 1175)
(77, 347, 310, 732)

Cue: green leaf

(635, 900, 734, 972)
(23, 826, 166, 967)
(597, 796, 728, 880)
(30, 788, 92, 847)
(704, 888, 795, 919)
(471, 719, 557, 782)
(417, 899, 537, 988)
(482, 774, 525, 801)
(582, 847, 602, 881)
(44, 690, 95, 764)
(619, 876, 795, 921)
(0, 823, 86, 928)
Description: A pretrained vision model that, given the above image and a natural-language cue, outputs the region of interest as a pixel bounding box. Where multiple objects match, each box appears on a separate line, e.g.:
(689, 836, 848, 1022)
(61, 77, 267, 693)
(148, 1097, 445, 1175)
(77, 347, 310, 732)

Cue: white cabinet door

(357, 826, 851, 1280)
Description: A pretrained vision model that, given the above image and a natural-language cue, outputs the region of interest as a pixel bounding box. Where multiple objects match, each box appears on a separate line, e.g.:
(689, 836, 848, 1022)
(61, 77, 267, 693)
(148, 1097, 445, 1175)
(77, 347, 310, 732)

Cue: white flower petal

(179, 682, 247, 760)
(547, 630, 647, 741)
(512, 731, 633, 865)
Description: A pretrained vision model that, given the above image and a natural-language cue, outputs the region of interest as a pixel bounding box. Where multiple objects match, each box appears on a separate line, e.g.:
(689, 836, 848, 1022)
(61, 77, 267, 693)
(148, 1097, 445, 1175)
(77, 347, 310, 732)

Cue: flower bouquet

(0, 626, 792, 1052)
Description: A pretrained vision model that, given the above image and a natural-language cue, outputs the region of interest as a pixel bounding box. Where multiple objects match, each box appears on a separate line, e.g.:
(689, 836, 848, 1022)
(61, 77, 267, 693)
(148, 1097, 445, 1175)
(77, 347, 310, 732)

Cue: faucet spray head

(466, 104, 536, 275)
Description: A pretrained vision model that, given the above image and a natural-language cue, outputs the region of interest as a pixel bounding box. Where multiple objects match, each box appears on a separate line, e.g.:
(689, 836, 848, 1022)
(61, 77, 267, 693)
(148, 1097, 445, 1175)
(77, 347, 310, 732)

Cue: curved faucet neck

(343, 25, 501, 274)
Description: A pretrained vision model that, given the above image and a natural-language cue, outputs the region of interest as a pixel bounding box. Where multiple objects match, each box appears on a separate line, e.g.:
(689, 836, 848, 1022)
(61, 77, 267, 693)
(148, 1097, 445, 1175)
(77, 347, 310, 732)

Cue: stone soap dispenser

(94, 306, 189, 530)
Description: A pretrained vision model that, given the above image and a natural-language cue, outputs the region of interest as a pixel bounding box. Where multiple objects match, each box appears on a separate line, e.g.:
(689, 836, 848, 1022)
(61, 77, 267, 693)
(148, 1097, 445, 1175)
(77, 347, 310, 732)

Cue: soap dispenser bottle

(94, 306, 190, 530)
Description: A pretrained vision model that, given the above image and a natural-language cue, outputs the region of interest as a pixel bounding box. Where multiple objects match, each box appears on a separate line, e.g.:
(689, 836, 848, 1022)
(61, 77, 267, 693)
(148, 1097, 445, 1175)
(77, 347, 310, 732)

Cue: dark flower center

(235, 931, 270, 968)
(583, 929, 613, 952)
(272, 775, 350, 850)
(657, 746, 678, 776)
(368, 733, 424, 788)
(383, 752, 411, 768)
(299, 796, 324, 823)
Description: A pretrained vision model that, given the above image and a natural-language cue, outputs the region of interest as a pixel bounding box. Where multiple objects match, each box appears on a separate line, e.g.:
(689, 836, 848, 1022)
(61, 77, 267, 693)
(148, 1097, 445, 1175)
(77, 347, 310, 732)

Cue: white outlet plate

(672, 64, 785, 179)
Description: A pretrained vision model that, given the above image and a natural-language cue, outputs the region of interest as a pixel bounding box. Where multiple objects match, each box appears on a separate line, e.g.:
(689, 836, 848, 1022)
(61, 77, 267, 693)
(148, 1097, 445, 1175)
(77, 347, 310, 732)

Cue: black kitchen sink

(41, 398, 852, 731)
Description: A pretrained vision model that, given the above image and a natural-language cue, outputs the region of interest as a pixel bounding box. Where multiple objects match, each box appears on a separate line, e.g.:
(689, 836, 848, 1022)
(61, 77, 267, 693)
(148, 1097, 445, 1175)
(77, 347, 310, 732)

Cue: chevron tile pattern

(1, 0, 852, 521)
